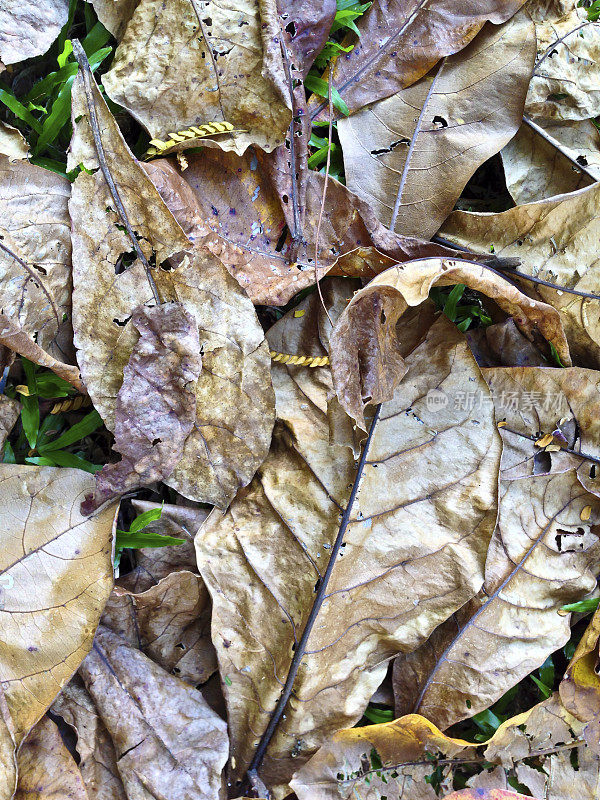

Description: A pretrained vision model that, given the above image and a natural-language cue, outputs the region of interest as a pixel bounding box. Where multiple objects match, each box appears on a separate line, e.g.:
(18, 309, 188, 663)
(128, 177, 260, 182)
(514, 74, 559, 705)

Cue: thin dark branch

(523, 115, 599, 183)
(389, 59, 445, 231)
(71, 40, 161, 305)
(244, 404, 382, 783)
(534, 20, 592, 73)
(501, 426, 600, 467)
(0, 240, 60, 329)
(431, 235, 600, 302)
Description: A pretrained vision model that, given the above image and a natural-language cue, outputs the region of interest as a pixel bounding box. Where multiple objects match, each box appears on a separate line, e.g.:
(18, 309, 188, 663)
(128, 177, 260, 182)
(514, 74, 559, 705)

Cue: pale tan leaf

(81, 303, 202, 513)
(90, 0, 139, 38)
(0, 466, 117, 748)
(329, 258, 570, 430)
(0, 123, 28, 161)
(392, 365, 600, 730)
(102, 0, 292, 155)
(195, 283, 501, 794)
(0, 686, 16, 800)
(102, 570, 217, 685)
(0, 0, 68, 64)
(526, 1, 600, 121)
(143, 153, 502, 305)
(15, 715, 88, 800)
(441, 181, 600, 368)
(69, 74, 274, 507)
(79, 626, 228, 800)
(0, 395, 19, 451)
(52, 676, 127, 800)
(337, 14, 534, 238)
(307, 0, 529, 120)
(501, 120, 600, 204)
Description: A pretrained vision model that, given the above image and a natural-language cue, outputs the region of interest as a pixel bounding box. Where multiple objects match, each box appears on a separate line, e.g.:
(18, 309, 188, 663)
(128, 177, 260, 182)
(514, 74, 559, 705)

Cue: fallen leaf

(276, 0, 336, 76)
(0, 0, 68, 64)
(391, 366, 600, 729)
(441, 792, 536, 800)
(501, 120, 600, 204)
(90, 0, 138, 38)
(81, 302, 202, 513)
(307, 0, 529, 120)
(102, 0, 292, 154)
(0, 466, 117, 749)
(144, 152, 512, 305)
(102, 570, 217, 685)
(195, 283, 501, 793)
(0, 395, 19, 450)
(441, 180, 600, 368)
(466, 318, 548, 367)
(79, 626, 228, 800)
(52, 676, 127, 800)
(337, 14, 534, 238)
(0, 687, 16, 800)
(526, 0, 600, 121)
(560, 605, 600, 725)
(0, 123, 28, 161)
(329, 257, 570, 430)
(15, 715, 87, 800)
(70, 71, 275, 507)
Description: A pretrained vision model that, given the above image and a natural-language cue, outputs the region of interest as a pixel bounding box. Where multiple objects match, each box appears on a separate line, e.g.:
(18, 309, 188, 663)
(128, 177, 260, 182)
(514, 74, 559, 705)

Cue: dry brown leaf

(0, 687, 16, 800)
(102, 570, 217, 685)
(0, 0, 68, 64)
(337, 14, 534, 238)
(195, 283, 501, 794)
(276, 0, 336, 76)
(391, 366, 600, 730)
(466, 318, 548, 367)
(501, 120, 600, 204)
(0, 395, 19, 450)
(0, 466, 116, 751)
(144, 153, 510, 305)
(79, 626, 228, 800)
(560, 605, 600, 725)
(0, 123, 28, 161)
(15, 715, 88, 800)
(526, 1, 600, 121)
(70, 73, 274, 507)
(90, 0, 139, 38)
(102, 0, 292, 154)
(329, 257, 570, 430)
(81, 303, 201, 513)
(441, 181, 600, 368)
(52, 676, 127, 800)
(290, 694, 593, 800)
(307, 0, 528, 121)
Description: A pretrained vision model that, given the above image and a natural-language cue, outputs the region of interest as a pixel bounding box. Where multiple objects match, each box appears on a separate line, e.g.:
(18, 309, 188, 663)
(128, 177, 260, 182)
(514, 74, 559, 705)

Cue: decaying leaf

(102, 569, 217, 685)
(441, 181, 600, 368)
(195, 282, 502, 793)
(102, 0, 292, 154)
(81, 302, 202, 513)
(337, 14, 534, 238)
(276, 0, 336, 76)
(70, 71, 274, 507)
(0, 466, 116, 750)
(329, 258, 570, 429)
(526, 0, 600, 121)
(501, 120, 600, 204)
(0, 0, 68, 64)
(0, 395, 18, 450)
(392, 365, 600, 730)
(0, 123, 28, 161)
(466, 318, 548, 367)
(0, 155, 73, 363)
(15, 715, 87, 800)
(144, 153, 513, 305)
(291, 694, 594, 800)
(78, 626, 228, 800)
(560, 605, 600, 727)
(307, 0, 528, 120)
(52, 676, 127, 800)
(0, 687, 16, 800)
(90, 0, 139, 38)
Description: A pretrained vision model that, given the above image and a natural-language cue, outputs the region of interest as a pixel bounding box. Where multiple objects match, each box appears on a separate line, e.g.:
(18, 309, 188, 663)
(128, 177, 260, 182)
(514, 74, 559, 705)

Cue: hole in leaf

(432, 115, 448, 128)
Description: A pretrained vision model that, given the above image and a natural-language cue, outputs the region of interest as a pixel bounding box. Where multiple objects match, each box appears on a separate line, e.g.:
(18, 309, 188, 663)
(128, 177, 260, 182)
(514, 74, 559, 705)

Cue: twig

(314, 64, 335, 327)
(243, 404, 382, 784)
(71, 40, 161, 305)
(0, 240, 60, 330)
(500, 426, 600, 467)
(431, 235, 600, 302)
(389, 58, 445, 231)
(523, 115, 599, 183)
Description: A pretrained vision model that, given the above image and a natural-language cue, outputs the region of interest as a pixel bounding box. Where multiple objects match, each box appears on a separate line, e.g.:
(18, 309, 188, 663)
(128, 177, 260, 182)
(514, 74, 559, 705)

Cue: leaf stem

(71, 39, 161, 305)
(244, 404, 382, 785)
(500, 426, 600, 467)
(0, 240, 60, 329)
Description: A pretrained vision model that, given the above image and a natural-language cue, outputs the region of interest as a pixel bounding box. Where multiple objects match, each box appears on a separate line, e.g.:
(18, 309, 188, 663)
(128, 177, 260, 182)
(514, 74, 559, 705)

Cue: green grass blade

(39, 409, 103, 451)
(0, 87, 43, 133)
(129, 506, 164, 533)
(115, 531, 185, 550)
(20, 395, 40, 449)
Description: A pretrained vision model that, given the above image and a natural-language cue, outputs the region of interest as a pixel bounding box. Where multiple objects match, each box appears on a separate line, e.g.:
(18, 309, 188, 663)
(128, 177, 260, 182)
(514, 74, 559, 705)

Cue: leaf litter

(1, 1, 600, 798)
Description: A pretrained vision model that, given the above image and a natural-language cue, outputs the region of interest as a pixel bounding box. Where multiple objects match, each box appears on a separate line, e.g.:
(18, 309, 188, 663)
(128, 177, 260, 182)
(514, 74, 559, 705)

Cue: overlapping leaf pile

(1, 0, 600, 798)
